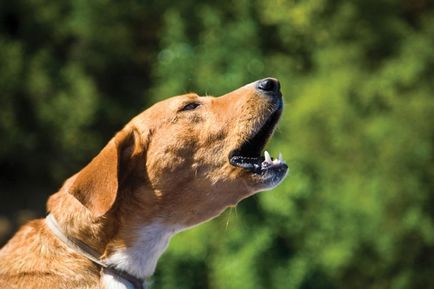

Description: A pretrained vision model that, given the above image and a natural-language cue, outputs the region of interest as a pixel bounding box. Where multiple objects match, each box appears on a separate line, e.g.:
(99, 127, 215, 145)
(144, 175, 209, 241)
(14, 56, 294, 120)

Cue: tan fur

(0, 80, 283, 288)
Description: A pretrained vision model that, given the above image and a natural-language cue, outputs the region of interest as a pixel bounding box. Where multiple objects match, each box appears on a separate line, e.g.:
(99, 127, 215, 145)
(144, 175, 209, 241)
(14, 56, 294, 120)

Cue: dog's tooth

(278, 152, 283, 161)
(264, 150, 271, 162)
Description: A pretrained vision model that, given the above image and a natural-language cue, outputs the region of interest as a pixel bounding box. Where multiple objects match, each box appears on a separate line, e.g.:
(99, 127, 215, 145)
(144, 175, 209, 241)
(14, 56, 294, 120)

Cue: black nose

(257, 78, 281, 94)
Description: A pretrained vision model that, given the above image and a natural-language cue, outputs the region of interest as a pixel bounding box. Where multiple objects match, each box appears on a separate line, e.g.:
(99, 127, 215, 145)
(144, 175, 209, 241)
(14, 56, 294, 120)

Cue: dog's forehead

(151, 93, 201, 111)
(129, 93, 203, 128)
(166, 93, 200, 105)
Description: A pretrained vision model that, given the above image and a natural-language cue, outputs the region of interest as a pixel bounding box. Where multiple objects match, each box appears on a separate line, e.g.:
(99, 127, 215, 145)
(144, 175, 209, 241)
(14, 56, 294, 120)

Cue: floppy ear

(69, 127, 141, 217)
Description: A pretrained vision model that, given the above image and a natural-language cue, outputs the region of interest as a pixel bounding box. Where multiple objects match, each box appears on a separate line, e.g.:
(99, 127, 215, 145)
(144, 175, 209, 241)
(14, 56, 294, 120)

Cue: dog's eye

(181, 102, 200, 111)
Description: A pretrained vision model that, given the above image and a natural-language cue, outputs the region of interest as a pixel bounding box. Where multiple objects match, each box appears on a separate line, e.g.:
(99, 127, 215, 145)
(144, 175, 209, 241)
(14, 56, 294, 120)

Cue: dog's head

(68, 78, 288, 227)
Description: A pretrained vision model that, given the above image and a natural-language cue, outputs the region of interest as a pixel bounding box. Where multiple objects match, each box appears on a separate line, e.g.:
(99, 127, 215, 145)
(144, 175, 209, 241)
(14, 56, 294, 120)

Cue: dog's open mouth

(229, 107, 287, 175)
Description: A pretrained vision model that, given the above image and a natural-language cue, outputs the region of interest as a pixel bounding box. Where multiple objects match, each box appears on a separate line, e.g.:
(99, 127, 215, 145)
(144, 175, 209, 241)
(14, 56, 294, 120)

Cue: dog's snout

(257, 78, 280, 94)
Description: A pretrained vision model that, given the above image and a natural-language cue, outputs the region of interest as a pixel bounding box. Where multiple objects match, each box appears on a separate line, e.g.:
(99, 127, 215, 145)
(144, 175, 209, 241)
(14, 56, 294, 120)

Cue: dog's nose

(256, 78, 281, 94)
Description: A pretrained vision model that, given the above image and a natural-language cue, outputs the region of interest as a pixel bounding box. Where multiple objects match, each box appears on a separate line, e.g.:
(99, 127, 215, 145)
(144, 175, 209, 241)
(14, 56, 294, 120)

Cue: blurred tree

(0, 0, 433, 289)
(0, 0, 164, 220)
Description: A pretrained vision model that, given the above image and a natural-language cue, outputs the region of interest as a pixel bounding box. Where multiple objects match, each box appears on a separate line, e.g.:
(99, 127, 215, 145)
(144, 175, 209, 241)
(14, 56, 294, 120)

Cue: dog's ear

(69, 127, 142, 217)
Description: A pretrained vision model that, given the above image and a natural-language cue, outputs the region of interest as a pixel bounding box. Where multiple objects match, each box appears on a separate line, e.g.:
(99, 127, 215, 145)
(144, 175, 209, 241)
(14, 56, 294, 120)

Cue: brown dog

(0, 78, 288, 289)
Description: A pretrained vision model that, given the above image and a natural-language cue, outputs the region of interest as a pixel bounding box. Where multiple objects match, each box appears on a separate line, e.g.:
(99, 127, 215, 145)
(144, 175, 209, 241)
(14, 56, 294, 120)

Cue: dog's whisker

(225, 208, 232, 231)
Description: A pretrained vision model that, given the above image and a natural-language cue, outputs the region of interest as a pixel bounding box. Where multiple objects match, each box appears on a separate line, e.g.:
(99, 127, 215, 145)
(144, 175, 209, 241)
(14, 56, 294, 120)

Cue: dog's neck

(103, 220, 182, 280)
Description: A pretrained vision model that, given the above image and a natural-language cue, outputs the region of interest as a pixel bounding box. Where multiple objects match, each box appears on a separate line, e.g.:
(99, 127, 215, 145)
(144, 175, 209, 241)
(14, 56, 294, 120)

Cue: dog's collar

(45, 214, 146, 289)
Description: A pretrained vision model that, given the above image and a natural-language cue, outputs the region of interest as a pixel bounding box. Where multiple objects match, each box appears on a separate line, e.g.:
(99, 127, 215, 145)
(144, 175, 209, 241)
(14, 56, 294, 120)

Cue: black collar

(45, 214, 145, 289)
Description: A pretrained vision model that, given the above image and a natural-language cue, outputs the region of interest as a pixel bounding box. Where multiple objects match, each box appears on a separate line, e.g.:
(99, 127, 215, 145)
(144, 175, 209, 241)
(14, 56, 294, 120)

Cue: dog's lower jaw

(102, 221, 183, 289)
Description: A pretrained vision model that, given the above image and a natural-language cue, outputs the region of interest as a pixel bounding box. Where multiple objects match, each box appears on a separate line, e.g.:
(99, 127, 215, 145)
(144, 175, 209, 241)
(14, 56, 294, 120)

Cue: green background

(0, 0, 433, 288)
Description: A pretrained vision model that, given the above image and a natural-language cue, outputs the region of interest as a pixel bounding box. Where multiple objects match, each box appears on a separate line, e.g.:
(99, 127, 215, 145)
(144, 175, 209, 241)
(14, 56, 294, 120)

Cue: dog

(0, 78, 288, 289)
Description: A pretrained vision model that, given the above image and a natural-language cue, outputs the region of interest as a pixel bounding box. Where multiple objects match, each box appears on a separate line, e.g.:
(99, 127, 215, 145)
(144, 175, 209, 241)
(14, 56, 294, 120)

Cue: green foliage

(1, 0, 433, 288)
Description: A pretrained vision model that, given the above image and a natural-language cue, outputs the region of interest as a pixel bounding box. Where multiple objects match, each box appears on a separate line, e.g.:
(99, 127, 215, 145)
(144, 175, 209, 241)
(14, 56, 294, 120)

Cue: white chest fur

(102, 222, 181, 289)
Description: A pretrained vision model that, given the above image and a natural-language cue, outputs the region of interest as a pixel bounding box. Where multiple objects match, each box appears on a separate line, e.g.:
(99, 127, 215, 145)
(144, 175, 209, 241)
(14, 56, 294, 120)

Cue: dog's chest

(102, 222, 181, 289)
